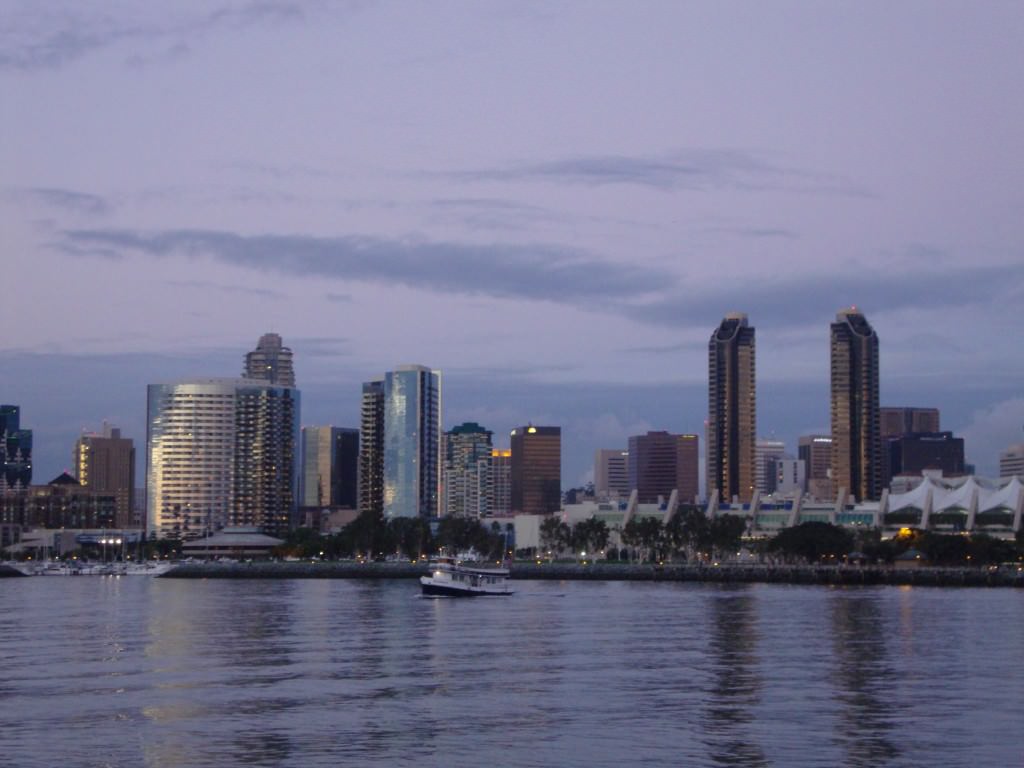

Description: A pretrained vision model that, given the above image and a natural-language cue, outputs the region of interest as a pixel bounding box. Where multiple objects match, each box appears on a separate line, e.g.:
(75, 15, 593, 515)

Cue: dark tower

(830, 308, 881, 502)
(510, 426, 561, 515)
(707, 314, 756, 503)
(0, 405, 32, 490)
(359, 379, 385, 516)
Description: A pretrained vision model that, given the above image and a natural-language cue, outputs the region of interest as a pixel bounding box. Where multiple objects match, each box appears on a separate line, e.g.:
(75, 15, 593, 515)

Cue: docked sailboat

(420, 555, 513, 597)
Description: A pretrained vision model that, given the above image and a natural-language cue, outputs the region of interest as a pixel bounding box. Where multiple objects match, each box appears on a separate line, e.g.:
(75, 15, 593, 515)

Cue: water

(1, 578, 1022, 767)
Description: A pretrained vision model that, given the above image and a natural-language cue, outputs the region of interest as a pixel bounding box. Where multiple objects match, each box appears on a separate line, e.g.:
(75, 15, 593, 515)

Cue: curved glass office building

(146, 378, 299, 539)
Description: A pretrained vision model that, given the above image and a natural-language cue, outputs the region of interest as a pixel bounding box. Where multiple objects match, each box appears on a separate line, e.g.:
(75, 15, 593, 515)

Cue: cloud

(446, 150, 872, 197)
(290, 336, 351, 358)
(705, 226, 800, 240)
(58, 226, 672, 305)
(7, 187, 111, 215)
(427, 197, 562, 232)
(621, 262, 1024, 328)
(166, 279, 285, 299)
(325, 292, 352, 303)
(0, 1, 333, 71)
(955, 397, 1024, 475)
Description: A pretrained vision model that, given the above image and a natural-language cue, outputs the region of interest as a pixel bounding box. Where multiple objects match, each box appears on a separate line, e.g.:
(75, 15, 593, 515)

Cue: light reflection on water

(1, 578, 1022, 767)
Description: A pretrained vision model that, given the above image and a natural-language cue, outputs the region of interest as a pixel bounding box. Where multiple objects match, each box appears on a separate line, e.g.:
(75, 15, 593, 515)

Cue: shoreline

(149, 561, 1024, 587)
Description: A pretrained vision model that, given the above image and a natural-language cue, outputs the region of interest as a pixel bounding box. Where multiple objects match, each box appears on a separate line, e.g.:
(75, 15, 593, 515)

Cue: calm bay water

(1, 578, 1022, 767)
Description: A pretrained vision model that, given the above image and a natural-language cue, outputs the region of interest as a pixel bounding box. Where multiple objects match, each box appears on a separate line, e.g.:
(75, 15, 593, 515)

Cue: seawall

(159, 561, 1024, 587)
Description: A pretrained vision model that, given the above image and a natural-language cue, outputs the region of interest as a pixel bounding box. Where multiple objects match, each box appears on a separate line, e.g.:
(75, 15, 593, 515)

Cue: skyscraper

(999, 444, 1024, 480)
(799, 435, 833, 500)
(594, 449, 630, 499)
(490, 448, 512, 516)
(510, 425, 561, 515)
(359, 379, 385, 516)
(443, 422, 493, 518)
(755, 439, 787, 495)
(301, 426, 359, 509)
(707, 313, 756, 503)
(383, 365, 442, 519)
(886, 432, 965, 481)
(627, 431, 699, 504)
(880, 407, 940, 438)
(830, 308, 881, 502)
(677, 434, 700, 504)
(0, 405, 32, 490)
(73, 424, 136, 528)
(146, 378, 300, 539)
(243, 332, 296, 387)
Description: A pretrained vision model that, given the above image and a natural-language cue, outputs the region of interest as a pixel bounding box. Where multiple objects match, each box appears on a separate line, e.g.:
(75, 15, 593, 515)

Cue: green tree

(709, 515, 746, 561)
(539, 515, 564, 560)
(389, 517, 432, 560)
(768, 522, 853, 563)
(571, 518, 609, 561)
(619, 519, 641, 563)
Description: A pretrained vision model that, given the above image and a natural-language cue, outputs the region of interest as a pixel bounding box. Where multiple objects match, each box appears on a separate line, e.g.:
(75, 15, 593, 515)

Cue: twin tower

(707, 308, 881, 504)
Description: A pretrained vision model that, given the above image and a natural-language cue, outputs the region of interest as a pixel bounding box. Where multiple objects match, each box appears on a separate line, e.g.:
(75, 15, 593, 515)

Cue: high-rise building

(146, 378, 300, 539)
(0, 405, 32, 490)
(383, 365, 442, 519)
(243, 332, 296, 387)
(774, 459, 806, 496)
(755, 439, 787, 495)
(880, 407, 940, 438)
(510, 425, 561, 515)
(886, 432, 965, 482)
(627, 432, 700, 504)
(677, 434, 700, 504)
(490, 448, 512, 516)
(999, 444, 1024, 480)
(830, 308, 881, 502)
(73, 424, 135, 528)
(443, 422, 493, 518)
(594, 449, 630, 499)
(707, 313, 756, 503)
(798, 435, 833, 500)
(359, 379, 385, 516)
(301, 426, 359, 509)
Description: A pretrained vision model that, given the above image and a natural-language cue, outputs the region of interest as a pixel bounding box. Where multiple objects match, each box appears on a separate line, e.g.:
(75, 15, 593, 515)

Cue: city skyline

(3, 2, 1023, 485)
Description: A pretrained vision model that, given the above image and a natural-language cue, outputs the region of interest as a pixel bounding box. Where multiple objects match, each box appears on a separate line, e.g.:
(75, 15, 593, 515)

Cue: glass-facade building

(0, 404, 32, 490)
(301, 426, 359, 509)
(383, 365, 442, 519)
(146, 378, 300, 539)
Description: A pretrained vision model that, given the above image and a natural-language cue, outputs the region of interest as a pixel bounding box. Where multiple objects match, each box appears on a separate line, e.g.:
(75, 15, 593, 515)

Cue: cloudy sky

(3, 0, 1023, 487)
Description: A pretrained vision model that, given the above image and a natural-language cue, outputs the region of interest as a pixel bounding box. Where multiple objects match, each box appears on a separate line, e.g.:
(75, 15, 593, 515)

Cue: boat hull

(420, 578, 513, 597)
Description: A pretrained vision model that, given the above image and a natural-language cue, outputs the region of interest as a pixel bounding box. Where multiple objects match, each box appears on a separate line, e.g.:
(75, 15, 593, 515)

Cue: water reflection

(701, 588, 769, 767)
(829, 592, 900, 766)
(2, 579, 1023, 768)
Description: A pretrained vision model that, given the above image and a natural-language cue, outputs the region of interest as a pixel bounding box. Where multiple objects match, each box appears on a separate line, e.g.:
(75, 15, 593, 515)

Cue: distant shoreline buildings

(3, 306, 1023, 552)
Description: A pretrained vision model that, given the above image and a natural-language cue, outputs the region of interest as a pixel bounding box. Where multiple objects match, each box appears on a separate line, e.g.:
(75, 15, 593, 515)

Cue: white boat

(420, 556, 513, 597)
(123, 562, 174, 576)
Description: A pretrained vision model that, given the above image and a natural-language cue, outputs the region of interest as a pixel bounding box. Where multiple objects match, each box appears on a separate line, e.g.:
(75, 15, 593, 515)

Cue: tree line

(539, 506, 747, 563)
(275, 511, 510, 561)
